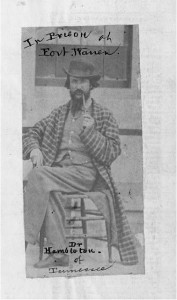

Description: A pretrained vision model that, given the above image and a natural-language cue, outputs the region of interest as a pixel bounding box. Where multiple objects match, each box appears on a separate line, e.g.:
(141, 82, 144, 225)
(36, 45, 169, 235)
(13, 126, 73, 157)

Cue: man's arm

(23, 110, 56, 160)
(79, 112, 121, 166)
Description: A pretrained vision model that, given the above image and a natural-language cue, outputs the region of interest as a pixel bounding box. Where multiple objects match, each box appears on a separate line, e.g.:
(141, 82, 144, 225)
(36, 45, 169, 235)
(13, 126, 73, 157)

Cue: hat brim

(63, 67, 101, 81)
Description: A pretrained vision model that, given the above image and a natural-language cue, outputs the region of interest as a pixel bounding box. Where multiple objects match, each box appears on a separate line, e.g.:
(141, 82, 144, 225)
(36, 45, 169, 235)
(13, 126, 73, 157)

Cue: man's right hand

(30, 148, 43, 167)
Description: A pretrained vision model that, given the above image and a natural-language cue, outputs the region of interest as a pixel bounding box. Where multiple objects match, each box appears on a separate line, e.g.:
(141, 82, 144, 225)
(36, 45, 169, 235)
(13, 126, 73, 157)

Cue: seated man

(23, 60, 138, 268)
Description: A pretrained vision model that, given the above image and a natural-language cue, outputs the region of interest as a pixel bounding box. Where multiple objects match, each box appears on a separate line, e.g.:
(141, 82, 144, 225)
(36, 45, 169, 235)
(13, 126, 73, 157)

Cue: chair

(39, 193, 113, 262)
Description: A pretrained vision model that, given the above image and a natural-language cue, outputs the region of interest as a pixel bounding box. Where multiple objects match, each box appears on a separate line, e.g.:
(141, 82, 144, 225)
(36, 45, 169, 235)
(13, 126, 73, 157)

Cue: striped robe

(23, 99, 138, 265)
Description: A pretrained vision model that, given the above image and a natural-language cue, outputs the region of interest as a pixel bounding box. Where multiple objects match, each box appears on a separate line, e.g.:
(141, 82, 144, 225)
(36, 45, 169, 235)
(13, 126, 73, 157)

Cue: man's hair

(64, 76, 100, 90)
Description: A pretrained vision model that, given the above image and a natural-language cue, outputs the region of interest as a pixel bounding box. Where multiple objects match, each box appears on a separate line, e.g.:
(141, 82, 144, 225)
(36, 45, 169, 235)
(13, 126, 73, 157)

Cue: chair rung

(65, 208, 102, 217)
(66, 234, 107, 239)
(66, 216, 104, 221)
(65, 208, 102, 216)
(63, 194, 88, 199)
(65, 226, 83, 229)
(65, 206, 81, 210)
(85, 210, 102, 216)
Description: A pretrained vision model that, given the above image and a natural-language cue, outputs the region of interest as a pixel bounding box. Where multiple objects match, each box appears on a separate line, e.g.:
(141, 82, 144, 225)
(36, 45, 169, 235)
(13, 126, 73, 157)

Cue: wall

(22, 26, 143, 212)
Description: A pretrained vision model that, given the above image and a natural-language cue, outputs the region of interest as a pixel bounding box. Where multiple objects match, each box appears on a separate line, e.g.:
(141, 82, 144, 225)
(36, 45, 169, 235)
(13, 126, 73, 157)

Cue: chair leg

(81, 197, 87, 250)
(39, 220, 45, 261)
(105, 221, 112, 263)
(25, 241, 28, 251)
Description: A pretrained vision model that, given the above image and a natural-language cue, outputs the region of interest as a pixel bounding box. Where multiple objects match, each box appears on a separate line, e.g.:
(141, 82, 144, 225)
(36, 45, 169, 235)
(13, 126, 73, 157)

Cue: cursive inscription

(38, 46, 120, 57)
(49, 261, 115, 274)
(23, 30, 112, 49)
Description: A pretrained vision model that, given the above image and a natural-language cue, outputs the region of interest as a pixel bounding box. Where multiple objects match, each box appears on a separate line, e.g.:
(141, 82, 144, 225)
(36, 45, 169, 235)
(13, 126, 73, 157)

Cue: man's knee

(28, 166, 49, 181)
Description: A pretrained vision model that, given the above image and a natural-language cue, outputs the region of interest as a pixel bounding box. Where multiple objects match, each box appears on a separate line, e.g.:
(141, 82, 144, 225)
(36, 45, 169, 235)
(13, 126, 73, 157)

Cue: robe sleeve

(79, 112, 121, 166)
(23, 110, 57, 160)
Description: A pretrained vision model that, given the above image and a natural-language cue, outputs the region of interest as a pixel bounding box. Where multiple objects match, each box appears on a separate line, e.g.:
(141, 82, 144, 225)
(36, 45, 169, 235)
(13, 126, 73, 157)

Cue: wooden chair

(39, 193, 112, 262)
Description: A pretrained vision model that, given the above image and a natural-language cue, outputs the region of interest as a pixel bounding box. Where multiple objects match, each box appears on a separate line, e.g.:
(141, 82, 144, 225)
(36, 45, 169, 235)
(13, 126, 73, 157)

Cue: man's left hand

(83, 113, 95, 129)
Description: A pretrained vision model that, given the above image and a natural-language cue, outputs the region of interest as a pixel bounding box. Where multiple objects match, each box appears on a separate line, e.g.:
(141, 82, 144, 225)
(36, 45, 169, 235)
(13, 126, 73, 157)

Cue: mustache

(73, 89, 84, 95)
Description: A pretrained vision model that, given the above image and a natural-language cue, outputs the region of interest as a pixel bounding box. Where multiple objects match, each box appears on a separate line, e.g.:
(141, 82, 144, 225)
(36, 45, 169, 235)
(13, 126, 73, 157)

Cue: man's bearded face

(69, 76, 91, 114)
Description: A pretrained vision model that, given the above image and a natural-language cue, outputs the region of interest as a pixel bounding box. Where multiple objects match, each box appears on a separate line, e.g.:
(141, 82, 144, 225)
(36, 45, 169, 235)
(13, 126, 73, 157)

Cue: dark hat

(63, 60, 101, 81)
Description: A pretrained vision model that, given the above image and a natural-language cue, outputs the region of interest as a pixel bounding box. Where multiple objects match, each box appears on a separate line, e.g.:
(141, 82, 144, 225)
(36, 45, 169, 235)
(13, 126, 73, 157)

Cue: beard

(70, 89, 91, 115)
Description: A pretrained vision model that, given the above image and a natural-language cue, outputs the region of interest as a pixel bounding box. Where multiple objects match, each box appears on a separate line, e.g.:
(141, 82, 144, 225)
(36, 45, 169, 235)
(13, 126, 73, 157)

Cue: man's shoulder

(49, 101, 70, 117)
(92, 99, 114, 117)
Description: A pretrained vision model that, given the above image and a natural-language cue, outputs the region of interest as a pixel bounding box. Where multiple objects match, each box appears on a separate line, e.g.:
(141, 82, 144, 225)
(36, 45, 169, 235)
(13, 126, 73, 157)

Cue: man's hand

(83, 113, 95, 129)
(30, 148, 43, 167)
